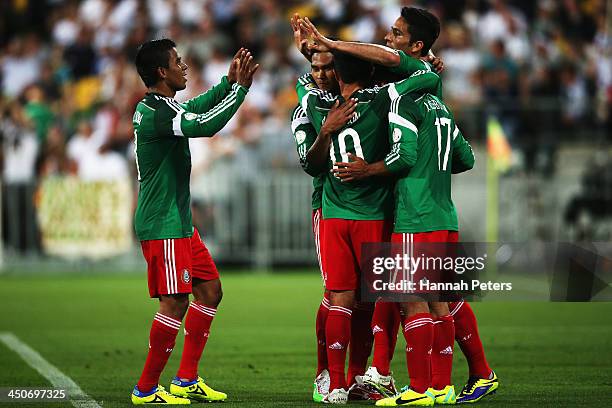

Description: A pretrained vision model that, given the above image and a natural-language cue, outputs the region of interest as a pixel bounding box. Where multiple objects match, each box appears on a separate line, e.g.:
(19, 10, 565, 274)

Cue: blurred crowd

(0, 0, 610, 250)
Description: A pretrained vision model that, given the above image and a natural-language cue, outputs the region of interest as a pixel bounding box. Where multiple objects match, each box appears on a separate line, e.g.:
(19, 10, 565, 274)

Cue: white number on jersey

(435, 117, 452, 171)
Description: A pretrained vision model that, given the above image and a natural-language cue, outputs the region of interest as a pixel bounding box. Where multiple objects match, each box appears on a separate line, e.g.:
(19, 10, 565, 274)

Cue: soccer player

(296, 45, 442, 404)
(130, 39, 258, 404)
(303, 9, 498, 404)
(329, 52, 480, 408)
(291, 15, 394, 402)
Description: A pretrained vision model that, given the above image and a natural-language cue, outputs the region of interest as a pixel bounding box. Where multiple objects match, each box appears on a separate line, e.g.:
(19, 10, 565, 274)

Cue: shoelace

(460, 377, 480, 395)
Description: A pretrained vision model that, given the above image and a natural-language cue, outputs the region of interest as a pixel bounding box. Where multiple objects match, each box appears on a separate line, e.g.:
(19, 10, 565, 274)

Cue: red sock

(316, 294, 330, 375)
(450, 301, 492, 378)
(176, 302, 216, 381)
(403, 313, 434, 394)
(326, 306, 352, 391)
(432, 315, 454, 389)
(347, 305, 373, 385)
(137, 313, 181, 392)
(371, 301, 401, 376)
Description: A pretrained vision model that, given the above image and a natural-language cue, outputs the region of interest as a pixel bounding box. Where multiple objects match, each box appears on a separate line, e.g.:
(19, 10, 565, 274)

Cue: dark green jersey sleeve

(390, 50, 431, 77)
(179, 76, 233, 114)
(389, 64, 442, 99)
(155, 83, 248, 138)
(384, 95, 420, 174)
(291, 105, 321, 177)
(295, 73, 337, 132)
(451, 125, 475, 174)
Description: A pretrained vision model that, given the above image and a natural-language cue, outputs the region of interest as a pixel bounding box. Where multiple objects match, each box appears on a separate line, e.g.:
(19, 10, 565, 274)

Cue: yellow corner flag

(486, 116, 512, 173)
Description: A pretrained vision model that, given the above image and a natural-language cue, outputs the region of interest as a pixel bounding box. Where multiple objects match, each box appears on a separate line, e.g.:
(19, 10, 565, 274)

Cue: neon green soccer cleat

(375, 387, 434, 406)
(131, 385, 190, 405)
(456, 372, 499, 404)
(430, 385, 456, 404)
(169, 376, 227, 402)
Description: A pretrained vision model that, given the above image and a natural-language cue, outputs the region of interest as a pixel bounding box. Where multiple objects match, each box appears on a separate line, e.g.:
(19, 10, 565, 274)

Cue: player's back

(393, 93, 474, 233)
(133, 93, 193, 241)
(324, 85, 395, 220)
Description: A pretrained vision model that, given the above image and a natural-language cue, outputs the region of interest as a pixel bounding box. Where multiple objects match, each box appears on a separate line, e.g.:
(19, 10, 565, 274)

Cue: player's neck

(340, 83, 362, 101)
(148, 82, 176, 99)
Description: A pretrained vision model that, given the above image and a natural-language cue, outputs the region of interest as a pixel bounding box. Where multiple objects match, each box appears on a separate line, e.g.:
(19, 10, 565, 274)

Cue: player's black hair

(135, 38, 176, 87)
(332, 50, 373, 85)
(371, 65, 405, 87)
(400, 7, 440, 56)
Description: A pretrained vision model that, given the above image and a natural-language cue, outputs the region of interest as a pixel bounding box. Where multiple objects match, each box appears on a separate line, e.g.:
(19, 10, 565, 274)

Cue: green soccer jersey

(295, 55, 441, 220)
(383, 93, 475, 233)
(291, 105, 323, 210)
(133, 76, 248, 241)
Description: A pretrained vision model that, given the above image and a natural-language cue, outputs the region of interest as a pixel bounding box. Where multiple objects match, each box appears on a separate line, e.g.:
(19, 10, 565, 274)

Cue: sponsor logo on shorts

(182, 269, 191, 283)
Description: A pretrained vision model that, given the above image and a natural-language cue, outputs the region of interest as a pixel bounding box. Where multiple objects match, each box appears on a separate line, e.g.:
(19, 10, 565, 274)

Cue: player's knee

(329, 290, 355, 309)
(160, 294, 190, 319)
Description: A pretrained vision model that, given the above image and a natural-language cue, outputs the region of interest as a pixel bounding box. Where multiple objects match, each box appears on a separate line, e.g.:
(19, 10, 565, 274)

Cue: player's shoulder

(409, 61, 440, 80)
(291, 104, 312, 134)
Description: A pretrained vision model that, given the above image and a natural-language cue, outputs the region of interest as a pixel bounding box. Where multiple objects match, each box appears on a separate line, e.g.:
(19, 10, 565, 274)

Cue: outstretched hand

(227, 48, 244, 83)
(235, 49, 260, 88)
(290, 13, 311, 60)
(299, 17, 334, 53)
(332, 153, 370, 182)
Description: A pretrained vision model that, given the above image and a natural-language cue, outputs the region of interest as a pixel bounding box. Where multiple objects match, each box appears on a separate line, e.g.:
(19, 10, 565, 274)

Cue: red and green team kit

(132, 77, 248, 296)
(292, 51, 474, 291)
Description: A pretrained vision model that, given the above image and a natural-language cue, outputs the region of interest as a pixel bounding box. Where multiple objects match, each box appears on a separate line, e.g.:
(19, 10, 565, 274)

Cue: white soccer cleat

(323, 388, 348, 404)
(362, 366, 398, 398)
(313, 369, 330, 402)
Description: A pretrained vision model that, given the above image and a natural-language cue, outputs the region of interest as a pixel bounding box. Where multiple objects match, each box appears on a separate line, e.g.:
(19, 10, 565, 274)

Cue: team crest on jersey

(295, 130, 306, 144)
(184, 112, 197, 120)
(393, 127, 402, 143)
(182, 269, 191, 283)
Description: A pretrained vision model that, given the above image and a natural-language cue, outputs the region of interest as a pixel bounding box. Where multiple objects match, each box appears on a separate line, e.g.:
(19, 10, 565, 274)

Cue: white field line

(0, 332, 101, 408)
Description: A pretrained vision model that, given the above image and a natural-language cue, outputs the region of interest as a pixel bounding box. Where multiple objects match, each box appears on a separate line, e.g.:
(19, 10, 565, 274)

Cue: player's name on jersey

(371, 279, 513, 292)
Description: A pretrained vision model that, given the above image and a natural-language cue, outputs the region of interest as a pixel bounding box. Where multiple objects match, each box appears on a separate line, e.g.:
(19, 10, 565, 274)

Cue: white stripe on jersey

(389, 112, 418, 135)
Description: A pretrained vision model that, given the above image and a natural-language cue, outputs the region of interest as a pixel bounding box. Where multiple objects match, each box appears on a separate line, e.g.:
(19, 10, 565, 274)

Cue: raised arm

(159, 52, 258, 138)
(299, 17, 443, 74)
(181, 48, 246, 113)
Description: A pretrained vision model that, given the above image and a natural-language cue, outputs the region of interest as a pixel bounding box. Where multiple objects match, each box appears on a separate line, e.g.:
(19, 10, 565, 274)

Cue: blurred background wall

(0, 0, 610, 271)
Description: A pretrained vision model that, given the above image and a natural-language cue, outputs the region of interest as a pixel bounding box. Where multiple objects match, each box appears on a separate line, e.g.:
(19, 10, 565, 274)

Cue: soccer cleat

(375, 387, 434, 406)
(348, 378, 376, 400)
(131, 385, 190, 405)
(456, 371, 498, 404)
(323, 388, 348, 404)
(169, 376, 227, 402)
(362, 366, 398, 399)
(431, 385, 456, 404)
(313, 369, 330, 402)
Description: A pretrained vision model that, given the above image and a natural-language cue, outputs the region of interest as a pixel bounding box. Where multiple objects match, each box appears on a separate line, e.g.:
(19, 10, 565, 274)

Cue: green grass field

(1, 271, 612, 407)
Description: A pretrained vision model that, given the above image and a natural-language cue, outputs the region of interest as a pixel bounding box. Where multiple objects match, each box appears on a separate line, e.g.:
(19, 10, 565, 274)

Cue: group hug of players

(290, 8, 499, 406)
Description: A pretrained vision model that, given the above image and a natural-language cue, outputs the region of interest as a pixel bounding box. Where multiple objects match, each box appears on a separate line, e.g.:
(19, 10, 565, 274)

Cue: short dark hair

(135, 39, 176, 87)
(332, 50, 373, 85)
(400, 7, 440, 56)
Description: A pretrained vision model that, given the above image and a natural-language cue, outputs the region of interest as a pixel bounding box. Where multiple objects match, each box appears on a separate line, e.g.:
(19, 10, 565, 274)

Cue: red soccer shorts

(322, 218, 392, 291)
(390, 230, 459, 292)
(312, 208, 325, 284)
(140, 228, 219, 298)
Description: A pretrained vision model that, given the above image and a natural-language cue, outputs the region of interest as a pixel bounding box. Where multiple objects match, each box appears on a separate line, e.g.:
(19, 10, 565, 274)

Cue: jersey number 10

(329, 128, 365, 163)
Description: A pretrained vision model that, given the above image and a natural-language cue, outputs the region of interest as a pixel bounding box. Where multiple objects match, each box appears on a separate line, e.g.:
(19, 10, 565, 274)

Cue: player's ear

(411, 41, 424, 56)
(157, 66, 167, 81)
